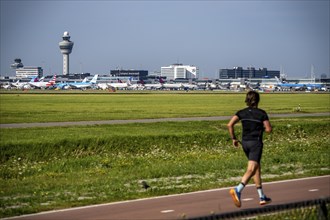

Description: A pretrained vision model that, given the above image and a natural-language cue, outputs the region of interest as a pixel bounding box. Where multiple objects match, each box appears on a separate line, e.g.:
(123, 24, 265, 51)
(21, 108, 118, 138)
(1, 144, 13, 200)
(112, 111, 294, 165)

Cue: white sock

(257, 187, 264, 198)
(236, 182, 245, 193)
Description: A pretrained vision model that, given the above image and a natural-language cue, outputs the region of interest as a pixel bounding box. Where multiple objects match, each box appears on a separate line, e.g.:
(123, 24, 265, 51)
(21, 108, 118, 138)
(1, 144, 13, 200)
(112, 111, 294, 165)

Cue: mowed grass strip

(0, 93, 329, 123)
(0, 117, 329, 218)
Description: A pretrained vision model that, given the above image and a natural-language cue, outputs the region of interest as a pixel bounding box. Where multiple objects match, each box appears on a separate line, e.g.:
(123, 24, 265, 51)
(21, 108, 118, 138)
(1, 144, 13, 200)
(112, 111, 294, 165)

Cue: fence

(188, 197, 330, 220)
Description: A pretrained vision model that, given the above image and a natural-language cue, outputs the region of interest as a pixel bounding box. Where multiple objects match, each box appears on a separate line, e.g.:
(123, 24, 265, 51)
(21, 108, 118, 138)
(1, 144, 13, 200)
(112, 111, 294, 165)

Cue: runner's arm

(227, 115, 240, 147)
(263, 120, 272, 133)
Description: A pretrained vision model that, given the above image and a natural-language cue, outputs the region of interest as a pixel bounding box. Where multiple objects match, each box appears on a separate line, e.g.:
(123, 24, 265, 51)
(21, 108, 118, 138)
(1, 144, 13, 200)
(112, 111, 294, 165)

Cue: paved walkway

(0, 112, 329, 128)
(7, 176, 330, 220)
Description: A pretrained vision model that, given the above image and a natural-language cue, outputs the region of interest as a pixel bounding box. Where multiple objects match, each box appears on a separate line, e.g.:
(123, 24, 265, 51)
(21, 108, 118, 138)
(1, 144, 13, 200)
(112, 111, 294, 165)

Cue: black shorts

(242, 140, 263, 163)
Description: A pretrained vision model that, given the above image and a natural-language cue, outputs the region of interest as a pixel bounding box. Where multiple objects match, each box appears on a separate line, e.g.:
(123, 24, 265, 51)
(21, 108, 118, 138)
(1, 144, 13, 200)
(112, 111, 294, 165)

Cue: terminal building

(110, 69, 148, 80)
(11, 58, 43, 78)
(161, 64, 199, 80)
(15, 67, 43, 79)
(219, 67, 280, 79)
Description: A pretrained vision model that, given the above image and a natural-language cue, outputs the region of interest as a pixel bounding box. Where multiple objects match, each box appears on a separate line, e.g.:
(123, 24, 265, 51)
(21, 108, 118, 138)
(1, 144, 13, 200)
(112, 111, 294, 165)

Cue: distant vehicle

(29, 75, 56, 89)
(275, 76, 324, 91)
(68, 74, 98, 89)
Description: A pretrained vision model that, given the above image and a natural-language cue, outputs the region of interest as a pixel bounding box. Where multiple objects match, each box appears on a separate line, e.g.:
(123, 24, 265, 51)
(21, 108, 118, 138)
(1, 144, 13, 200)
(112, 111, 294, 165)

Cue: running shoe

(229, 188, 241, 207)
(260, 195, 272, 205)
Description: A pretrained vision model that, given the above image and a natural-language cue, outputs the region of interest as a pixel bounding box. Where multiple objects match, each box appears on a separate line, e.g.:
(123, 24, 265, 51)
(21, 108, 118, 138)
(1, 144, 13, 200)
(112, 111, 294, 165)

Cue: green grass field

(0, 92, 329, 218)
(0, 93, 329, 123)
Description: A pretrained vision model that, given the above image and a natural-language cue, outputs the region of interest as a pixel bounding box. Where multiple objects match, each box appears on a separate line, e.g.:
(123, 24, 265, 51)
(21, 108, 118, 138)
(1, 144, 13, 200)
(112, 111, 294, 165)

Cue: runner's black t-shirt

(235, 107, 269, 141)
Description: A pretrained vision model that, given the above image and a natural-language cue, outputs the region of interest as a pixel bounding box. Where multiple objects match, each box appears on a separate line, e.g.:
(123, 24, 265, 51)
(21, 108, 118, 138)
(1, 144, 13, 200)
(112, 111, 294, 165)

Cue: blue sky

(1, 0, 329, 78)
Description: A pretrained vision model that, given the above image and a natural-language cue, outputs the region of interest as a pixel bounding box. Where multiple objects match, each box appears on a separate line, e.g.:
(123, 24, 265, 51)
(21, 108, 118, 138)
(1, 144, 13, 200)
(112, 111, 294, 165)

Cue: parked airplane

(11, 77, 38, 90)
(55, 82, 70, 90)
(128, 81, 144, 90)
(2, 83, 12, 89)
(97, 82, 108, 90)
(11, 81, 30, 90)
(275, 76, 323, 91)
(107, 78, 132, 90)
(259, 83, 277, 92)
(182, 83, 198, 90)
(139, 79, 163, 90)
(206, 82, 218, 90)
(218, 82, 231, 90)
(68, 74, 98, 89)
(56, 77, 89, 90)
(246, 82, 260, 90)
(29, 75, 57, 89)
(159, 78, 184, 90)
(178, 79, 197, 90)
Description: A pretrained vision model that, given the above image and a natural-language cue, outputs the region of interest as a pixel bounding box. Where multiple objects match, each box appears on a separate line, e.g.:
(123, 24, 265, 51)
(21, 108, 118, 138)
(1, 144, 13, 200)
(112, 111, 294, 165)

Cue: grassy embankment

(0, 93, 329, 218)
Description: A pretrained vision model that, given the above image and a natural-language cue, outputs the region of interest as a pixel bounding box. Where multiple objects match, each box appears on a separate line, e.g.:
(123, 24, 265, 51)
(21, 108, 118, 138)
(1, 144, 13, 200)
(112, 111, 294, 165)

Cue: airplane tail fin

(90, 74, 98, 84)
(30, 77, 38, 82)
(159, 78, 165, 84)
(82, 77, 88, 83)
(275, 76, 281, 84)
(127, 77, 132, 86)
(49, 75, 57, 85)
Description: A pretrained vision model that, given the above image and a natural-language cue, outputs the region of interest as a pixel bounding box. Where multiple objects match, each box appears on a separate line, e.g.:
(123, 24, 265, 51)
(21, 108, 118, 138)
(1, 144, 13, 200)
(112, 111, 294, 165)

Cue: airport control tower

(59, 31, 74, 75)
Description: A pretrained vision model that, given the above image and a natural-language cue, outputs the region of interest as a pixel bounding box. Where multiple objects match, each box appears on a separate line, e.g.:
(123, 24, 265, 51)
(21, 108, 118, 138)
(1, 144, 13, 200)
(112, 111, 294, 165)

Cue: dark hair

(245, 91, 260, 107)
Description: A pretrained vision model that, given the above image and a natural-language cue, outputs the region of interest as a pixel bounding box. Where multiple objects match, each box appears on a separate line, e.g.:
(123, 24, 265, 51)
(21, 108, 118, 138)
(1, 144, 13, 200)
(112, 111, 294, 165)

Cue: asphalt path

(0, 112, 329, 128)
(6, 175, 330, 220)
